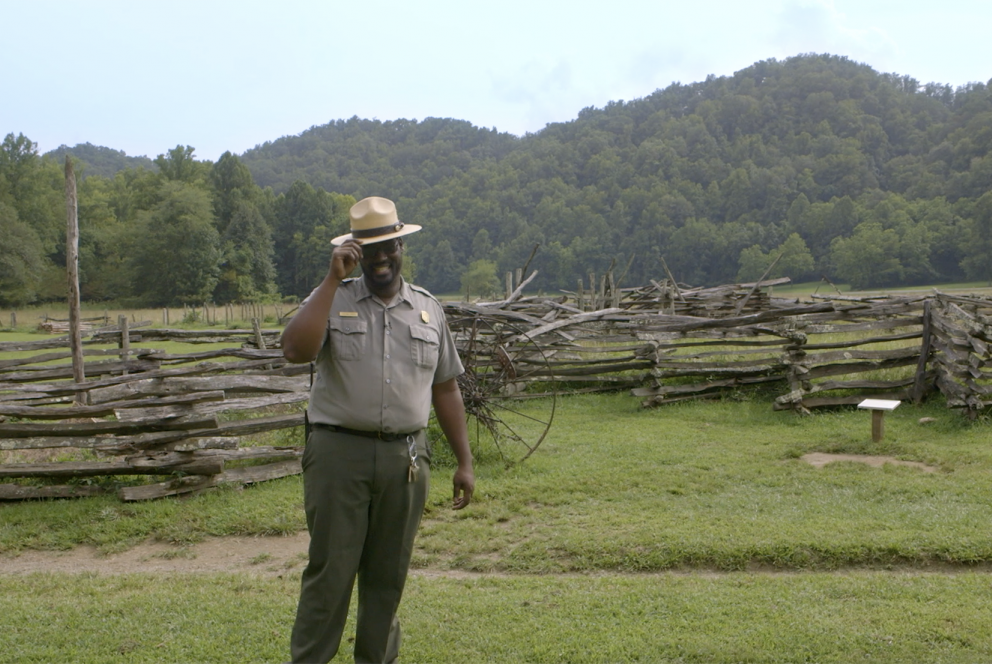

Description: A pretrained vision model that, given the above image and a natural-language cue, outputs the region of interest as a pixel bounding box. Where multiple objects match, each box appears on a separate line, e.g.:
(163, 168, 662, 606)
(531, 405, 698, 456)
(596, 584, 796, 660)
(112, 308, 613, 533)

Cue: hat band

(352, 222, 404, 239)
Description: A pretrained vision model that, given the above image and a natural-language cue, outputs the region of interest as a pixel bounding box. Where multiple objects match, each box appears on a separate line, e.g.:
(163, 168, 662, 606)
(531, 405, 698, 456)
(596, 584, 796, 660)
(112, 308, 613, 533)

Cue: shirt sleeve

(433, 305, 464, 384)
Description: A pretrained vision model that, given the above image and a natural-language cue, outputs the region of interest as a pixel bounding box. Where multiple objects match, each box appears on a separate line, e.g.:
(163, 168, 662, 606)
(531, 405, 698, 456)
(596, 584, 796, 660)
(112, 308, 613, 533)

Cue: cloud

(488, 60, 585, 134)
(772, 0, 896, 66)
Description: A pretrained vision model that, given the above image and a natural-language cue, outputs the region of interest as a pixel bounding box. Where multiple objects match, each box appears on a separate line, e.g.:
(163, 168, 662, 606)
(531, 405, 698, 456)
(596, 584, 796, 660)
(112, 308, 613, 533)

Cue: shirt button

(386, 330, 391, 335)
(386, 379, 391, 384)
(385, 354, 390, 359)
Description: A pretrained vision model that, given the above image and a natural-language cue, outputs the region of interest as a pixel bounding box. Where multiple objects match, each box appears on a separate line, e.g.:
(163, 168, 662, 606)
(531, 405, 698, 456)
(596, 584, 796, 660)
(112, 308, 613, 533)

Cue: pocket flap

(329, 318, 368, 335)
(409, 323, 439, 345)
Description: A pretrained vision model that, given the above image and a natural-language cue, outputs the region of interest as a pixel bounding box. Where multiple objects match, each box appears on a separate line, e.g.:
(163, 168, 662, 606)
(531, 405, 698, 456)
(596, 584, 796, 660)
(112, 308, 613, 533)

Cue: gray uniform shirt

(307, 277, 464, 433)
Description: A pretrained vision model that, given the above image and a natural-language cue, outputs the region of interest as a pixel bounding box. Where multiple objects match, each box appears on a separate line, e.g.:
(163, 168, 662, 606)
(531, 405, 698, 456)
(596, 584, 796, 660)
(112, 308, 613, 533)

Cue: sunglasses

(361, 239, 401, 257)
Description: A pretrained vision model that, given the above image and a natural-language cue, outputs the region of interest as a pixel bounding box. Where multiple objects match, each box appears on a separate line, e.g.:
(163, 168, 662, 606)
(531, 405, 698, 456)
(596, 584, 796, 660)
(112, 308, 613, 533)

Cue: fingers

(452, 477, 474, 510)
(330, 241, 362, 280)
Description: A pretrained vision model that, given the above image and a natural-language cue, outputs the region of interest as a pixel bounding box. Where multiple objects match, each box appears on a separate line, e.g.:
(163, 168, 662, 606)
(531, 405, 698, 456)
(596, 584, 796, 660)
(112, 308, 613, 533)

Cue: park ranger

(281, 196, 475, 664)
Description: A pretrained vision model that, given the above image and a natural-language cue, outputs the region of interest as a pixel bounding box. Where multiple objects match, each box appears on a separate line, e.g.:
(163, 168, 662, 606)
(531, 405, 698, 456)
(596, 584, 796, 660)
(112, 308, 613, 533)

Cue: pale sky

(3, 0, 990, 162)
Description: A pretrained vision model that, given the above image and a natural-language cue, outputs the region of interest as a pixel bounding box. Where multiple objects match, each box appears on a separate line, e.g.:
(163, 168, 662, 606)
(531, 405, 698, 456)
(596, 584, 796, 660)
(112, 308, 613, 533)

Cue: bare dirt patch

(801, 452, 938, 473)
(0, 533, 312, 576)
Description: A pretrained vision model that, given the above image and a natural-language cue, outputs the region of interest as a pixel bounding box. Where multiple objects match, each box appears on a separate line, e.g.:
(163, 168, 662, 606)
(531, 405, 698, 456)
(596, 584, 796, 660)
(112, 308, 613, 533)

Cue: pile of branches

(444, 271, 991, 417)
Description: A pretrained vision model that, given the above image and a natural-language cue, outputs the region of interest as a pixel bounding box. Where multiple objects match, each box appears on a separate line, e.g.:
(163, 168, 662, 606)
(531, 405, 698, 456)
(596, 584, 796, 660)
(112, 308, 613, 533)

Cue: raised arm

(281, 240, 362, 363)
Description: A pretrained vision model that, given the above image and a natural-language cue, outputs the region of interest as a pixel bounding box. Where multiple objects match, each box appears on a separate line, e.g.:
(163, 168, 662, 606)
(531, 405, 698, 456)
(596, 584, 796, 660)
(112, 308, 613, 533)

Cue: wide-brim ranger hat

(331, 196, 422, 246)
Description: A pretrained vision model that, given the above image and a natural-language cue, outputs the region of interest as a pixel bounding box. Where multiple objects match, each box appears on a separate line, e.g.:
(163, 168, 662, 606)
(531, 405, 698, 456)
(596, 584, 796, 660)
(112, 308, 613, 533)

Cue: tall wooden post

(118, 315, 130, 375)
(65, 157, 85, 403)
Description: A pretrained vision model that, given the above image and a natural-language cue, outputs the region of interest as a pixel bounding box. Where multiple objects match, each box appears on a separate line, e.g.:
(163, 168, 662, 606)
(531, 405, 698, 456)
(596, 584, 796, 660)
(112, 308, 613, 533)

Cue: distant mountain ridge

(44, 143, 156, 178)
(18, 53, 990, 299)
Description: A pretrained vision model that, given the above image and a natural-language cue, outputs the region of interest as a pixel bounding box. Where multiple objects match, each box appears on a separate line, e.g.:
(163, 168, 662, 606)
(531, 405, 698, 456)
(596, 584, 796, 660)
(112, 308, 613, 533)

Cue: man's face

(359, 238, 404, 294)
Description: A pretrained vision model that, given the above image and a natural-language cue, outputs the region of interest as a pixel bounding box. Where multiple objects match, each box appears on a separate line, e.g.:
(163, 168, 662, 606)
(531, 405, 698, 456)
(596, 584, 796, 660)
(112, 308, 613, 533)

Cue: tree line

(2, 53, 991, 308)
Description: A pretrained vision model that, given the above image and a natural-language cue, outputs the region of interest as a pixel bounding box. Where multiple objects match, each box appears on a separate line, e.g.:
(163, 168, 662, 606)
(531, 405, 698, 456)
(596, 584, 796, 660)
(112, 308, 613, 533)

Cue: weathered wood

(0, 391, 226, 420)
(0, 414, 219, 438)
(659, 257, 684, 303)
(912, 299, 934, 404)
(0, 420, 283, 452)
(798, 346, 920, 365)
(798, 330, 922, 351)
(107, 413, 305, 453)
(0, 348, 164, 371)
(65, 157, 86, 399)
(5, 283, 991, 500)
(633, 374, 782, 397)
(733, 257, 782, 316)
(137, 348, 284, 362)
(1, 359, 160, 383)
(773, 391, 911, 411)
(0, 453, 225, 478)
(119, 459, 302, 501)
(114, 391, 308, 421)
(802, 356, 920, 381)
(87, 375, 306, 404)
(160, 437, 242, 452)
(478, 270, 539, 309)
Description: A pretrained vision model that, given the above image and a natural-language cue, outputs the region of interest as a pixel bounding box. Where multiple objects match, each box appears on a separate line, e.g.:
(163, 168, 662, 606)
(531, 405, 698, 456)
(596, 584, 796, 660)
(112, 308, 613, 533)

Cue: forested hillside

(3, 54, 991, 307)
(44, 143, 156, 179)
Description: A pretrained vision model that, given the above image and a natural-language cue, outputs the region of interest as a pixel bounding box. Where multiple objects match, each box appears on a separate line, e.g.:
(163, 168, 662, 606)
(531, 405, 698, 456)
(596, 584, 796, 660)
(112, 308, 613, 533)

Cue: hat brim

(331, 224, 422, 246)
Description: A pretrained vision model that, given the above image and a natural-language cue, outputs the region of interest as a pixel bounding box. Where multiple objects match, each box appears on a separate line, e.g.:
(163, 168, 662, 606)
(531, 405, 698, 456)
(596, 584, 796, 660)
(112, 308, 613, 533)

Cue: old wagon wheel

(431, 315, 557, 466)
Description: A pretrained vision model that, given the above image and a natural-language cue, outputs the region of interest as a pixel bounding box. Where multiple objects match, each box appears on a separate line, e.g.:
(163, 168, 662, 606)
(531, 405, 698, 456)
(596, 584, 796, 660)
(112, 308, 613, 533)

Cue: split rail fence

(1, 319, 306, 501)
(2, 274, 991, 502)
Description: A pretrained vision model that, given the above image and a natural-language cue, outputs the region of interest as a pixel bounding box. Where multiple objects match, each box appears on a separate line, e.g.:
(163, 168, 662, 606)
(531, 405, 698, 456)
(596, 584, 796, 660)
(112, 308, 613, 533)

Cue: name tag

(339, 312, 358, 317)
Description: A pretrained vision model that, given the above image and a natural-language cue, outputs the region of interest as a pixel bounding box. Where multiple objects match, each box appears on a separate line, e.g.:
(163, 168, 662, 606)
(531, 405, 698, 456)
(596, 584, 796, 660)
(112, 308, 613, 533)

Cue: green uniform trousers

(290, 427, 429, 664)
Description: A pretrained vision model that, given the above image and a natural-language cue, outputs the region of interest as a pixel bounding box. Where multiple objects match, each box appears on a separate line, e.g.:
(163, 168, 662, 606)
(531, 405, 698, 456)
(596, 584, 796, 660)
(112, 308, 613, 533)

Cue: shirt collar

(354, 276, 412, 308)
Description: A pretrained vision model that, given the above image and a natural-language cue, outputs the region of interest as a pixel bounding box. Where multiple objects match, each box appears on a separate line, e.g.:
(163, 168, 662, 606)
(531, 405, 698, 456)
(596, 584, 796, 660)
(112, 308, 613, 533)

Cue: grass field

(0, 302, 288, 335)
(3, 391, 992, 662)
(3, 289, 992, 662)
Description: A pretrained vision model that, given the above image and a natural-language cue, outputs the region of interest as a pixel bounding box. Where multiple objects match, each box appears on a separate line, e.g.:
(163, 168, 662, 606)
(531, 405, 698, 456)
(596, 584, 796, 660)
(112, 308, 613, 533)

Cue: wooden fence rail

(2, 282, 991, 501)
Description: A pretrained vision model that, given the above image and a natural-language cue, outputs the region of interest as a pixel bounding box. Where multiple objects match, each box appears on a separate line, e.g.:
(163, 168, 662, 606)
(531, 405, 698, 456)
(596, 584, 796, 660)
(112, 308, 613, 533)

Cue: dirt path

(0, 455, 944, 577)
(0, 533, 313, 576)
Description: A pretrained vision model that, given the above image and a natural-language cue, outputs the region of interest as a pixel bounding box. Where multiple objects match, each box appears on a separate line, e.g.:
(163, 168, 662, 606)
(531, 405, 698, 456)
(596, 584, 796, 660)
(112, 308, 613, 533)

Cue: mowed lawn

(3, 393, 992, 662)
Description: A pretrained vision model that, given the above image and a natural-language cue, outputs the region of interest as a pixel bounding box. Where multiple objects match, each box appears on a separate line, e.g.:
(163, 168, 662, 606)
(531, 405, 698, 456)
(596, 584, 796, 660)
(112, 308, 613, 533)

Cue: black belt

(312, 422, 419, 442)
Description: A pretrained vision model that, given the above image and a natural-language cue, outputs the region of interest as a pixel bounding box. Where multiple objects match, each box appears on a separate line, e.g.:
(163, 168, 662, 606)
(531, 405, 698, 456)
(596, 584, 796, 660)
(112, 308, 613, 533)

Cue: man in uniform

(281, 196, 475, 663)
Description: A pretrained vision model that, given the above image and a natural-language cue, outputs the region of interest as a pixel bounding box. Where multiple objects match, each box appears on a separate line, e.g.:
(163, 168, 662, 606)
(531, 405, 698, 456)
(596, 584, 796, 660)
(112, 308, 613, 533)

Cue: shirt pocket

(329, 318, 368, 361)
(409, 323, 440, 369)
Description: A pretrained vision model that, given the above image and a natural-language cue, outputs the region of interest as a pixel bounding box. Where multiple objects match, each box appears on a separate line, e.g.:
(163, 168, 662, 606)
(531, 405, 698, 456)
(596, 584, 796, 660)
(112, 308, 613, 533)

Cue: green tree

(737, 233, 815, 283)
(211, 152, 262, 234)
(830, 222, 903, 289)
(460, 259, 500, 299)
(155, 145, 209, 184)
(272, 181, 352, 298)
(470, 228, 494, 261)
(0, 133, 65, 256)
(0, 201, 44, 305)
(76, 174, 131, 300)
(129, 182, 220, 305)
(960, 192, 992, 284)
(214, 199, 276, 303)
(420, 239, 461, 294)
